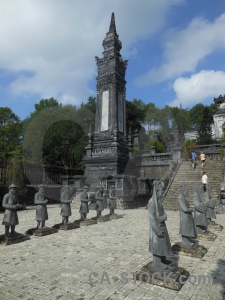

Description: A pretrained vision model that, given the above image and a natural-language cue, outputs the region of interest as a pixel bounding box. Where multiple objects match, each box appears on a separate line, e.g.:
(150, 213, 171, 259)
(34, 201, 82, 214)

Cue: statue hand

(156, 229, 164, 237)
(157, 215, 167, 222)
(188, 208, 193, 212)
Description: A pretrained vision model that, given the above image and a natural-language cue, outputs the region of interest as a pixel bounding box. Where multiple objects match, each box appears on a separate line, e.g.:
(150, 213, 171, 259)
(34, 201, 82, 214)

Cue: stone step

(163, 159, 224, 210)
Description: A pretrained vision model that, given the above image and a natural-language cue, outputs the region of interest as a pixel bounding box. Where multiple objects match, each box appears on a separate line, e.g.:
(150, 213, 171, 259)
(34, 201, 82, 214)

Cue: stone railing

(193, 144, 223, 160)
(140, 153, 173, 166)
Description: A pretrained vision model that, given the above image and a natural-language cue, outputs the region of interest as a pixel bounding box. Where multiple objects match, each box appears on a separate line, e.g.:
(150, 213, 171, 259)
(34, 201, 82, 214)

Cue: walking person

(190, 151, 197, 171)
(200, 151, 206, 168)
(202, 171, 208, 193)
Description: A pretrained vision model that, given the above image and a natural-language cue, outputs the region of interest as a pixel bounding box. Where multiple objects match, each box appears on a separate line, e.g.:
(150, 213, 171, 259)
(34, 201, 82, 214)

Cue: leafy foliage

(182, 139, 197, 160)
(0, 107, 22, 161)
(23, 99, 91, 168)
(144, 139, 166, 153)
(197, 106, 214, 145)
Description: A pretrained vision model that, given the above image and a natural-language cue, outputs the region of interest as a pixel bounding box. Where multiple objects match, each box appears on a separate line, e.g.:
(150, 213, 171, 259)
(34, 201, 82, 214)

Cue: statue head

(180, 183, 188, 197)
(8, 183, 18, 195)
(153, 180, 163, 201)
(38, 184, 45, 194)
(61, 185, 70, 193)
(97, 186, 104, 192)
(83, 185, 89, 191)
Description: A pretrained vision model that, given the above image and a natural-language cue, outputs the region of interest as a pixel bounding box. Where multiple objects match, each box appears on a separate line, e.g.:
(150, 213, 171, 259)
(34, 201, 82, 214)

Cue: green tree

(0, 107, 22, 161)
(188, 103, 205, 129)
(197, 107, 214, 145)
(144, 139, 166, 153)
(23, 98, 92, 168)
(126, 99, 145, 133)
(42, 119, 87, 168)
(81, 96, 96, 114)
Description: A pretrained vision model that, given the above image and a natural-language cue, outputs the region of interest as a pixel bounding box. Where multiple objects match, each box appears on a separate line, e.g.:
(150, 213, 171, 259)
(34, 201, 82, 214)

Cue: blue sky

(0, 0, 225, 120)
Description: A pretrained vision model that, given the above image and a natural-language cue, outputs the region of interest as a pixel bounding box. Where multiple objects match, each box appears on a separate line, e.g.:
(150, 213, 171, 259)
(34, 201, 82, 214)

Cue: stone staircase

(163, 159, 224, 210)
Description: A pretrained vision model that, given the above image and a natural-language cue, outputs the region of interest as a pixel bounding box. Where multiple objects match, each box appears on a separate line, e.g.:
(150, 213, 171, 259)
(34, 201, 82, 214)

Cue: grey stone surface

(0, 206, 225, 299)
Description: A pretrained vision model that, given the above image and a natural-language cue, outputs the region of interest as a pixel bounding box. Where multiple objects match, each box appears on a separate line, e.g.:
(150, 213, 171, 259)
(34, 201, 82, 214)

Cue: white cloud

(168, 70, 225, 107)
(136, 13, 225, 86)
(0, 0, 184, 106)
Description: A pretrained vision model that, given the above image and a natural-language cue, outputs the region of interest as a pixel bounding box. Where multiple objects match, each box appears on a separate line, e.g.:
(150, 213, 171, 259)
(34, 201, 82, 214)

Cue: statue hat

(83, 185, 89, 189)
(8, 183, 18, 189)
(148, 180, 160, 218)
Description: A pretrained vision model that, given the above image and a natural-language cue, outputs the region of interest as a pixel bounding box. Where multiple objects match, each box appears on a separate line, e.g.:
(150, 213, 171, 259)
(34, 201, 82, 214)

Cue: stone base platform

(172, 242, 207, 258)
(109, 213, 123, 220)
(136, 262, 189, 291)
(116, 197, 149, 209)
(0, 233, 30, 245)
(216, 205, 225, 214)
(92, 215, 111, 223)
(197, 231, 217, 241)
(26, 227, 58, 237)
(74, 219, 97, 227)
(208, 224, 223, 231)
(53, 223, 80, 230)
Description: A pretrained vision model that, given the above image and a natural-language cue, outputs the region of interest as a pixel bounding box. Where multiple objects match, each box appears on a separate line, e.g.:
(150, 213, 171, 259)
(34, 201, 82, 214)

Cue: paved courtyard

(0, 205, 225, 300)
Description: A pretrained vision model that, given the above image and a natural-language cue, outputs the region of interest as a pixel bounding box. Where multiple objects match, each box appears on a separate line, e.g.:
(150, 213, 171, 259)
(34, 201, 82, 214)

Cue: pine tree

(197, 107, 213, 145)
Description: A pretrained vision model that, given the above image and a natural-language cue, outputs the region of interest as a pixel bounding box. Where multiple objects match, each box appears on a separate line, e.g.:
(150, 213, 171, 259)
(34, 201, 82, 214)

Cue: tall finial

(109, 12, 116, 33)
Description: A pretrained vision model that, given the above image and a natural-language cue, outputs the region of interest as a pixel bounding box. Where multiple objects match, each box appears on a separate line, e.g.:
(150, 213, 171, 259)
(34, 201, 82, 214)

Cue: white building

(213, 95, 225, 140)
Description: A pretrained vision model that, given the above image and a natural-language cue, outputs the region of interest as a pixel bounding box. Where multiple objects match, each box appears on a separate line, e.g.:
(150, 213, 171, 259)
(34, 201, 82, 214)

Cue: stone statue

(178, 183, 197, 247)
(148, 180, 175, 273)
(95, 186, 104, 218)
(2, 184, 21, 236)
(193, 184, 208, 234)
(34, 184, 48, 229)
(60, 185, 72, 224)
(79, 185, 90, 220)
(109, 185, 116, 215)
(216, 182, 225, 214)
(204, 185, 216, 225)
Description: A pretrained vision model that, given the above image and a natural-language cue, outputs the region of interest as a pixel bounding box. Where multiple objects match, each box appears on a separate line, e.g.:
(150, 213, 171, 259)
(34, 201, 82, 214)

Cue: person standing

(191, 151, 197, 171)
(202, 172, 208, 193)
(200, 151, 206, 168)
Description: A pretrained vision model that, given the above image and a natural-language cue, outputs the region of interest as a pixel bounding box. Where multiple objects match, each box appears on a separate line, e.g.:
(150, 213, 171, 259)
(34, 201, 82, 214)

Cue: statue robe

(35, 192, 48, 221)
(204, 191, 216, 220)
(95, 190, 104, 212)
(79, 191, 89, 214)
(193, 192, 207, 227)
(60, 191, 72, 217)
(206, 199, 216, 219)
(148, 187, 172, 257)
(2, 193, 19, 226)
(178, 194, 196, 238)
(108, 189, 116, 210)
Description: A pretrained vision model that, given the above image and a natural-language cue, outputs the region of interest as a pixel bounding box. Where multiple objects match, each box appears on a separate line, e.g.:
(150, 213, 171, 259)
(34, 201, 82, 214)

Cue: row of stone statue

(1, 183, 117, 237)
(148, 180, 218, 273)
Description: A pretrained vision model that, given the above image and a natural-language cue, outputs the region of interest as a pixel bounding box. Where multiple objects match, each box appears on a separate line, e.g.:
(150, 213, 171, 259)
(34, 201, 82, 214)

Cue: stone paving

(0, 205, 225, 300)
